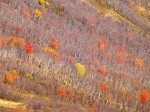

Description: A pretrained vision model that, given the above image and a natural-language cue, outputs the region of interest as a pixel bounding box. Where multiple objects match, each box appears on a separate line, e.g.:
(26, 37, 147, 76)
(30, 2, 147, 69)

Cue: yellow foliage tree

(12, 69, 18, 77)
(34, 9, 42, 17)
(39, 0, 45, 5)
(9, 36, 17, 45)
(75, 63, 85, 76)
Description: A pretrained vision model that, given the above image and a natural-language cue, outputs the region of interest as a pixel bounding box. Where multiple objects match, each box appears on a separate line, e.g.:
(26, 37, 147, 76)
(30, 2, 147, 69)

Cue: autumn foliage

(0, 0, 149, 111)
(50, 35, 58, 49)
(24, 42, 33, 54)
(134, 58, 142, 67)
(90, 17, 94, 25)
(90, 104, 95, 112)
(12, 69, 18, 77)
(99, 66, 106, 75)
(98, 38, 105, 51)
(9, 37, 25, 46)
(90, 28, 95, 35)
(75, 63, 85, 76)
(17, 38, 26, 46)
(21, 8, 31, 19)
(1, 37, 6, 47)
(44, 47, 60, 60)
(100, 82, 108, 91)
(58, 88, 67, 97)
(9, 36, 17, 44)
(140, 90, 148, 103)
(5, 72, 14, 83)
(120, 89, 126, 97)
(34, 9, 42, 17)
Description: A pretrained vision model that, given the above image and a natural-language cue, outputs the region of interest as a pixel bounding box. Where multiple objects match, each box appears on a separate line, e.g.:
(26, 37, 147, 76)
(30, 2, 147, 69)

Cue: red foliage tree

(58, 88, 67, 97)
(24, 42, 33, 54)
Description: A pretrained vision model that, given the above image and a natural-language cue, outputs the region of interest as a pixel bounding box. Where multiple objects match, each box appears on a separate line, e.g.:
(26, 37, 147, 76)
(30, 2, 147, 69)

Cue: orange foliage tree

(68, 56, 75, 63)
(52, 50, 60, 60)
(99, 66, 106, 75)
(5, 72, 14, 83)
(21, 8, 31, 19)
(16, 25, 22, 33)
(44, 47, 60, 60)
(93, 55, 98, 64)
(98, 39, 104, 50)
(100, 82, 108, 91)
(120, 89, 126, 97)
(1, 37, 6, 47)
(90, 28, 95, 35)
(54, 22, 62, 27)
(41, 4, 46, 14)
(50, 35, 58, 49)
(140, 90, 148, 103)
(9, 36, 17, 44)
(9, 37, 25, 46)
(90, 17, 94, 25)
(60, 3, 65, 11)
(16, 38, 26, 46)
(90, 104, 95, 112)
(58, 88, 67, 97)
(134, 58, 142, 67)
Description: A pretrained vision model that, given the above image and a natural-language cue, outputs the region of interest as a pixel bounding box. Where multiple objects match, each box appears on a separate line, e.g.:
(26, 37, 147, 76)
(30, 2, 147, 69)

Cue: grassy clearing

(0, 98, 26, 109)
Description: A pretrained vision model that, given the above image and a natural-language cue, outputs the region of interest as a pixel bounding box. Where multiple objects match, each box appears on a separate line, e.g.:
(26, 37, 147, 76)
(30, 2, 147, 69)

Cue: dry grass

(0, 99, 26, 109)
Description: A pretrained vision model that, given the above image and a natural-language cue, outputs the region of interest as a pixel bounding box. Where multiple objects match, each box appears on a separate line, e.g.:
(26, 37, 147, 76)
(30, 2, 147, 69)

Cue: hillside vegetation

(0, 0, 150, 112)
